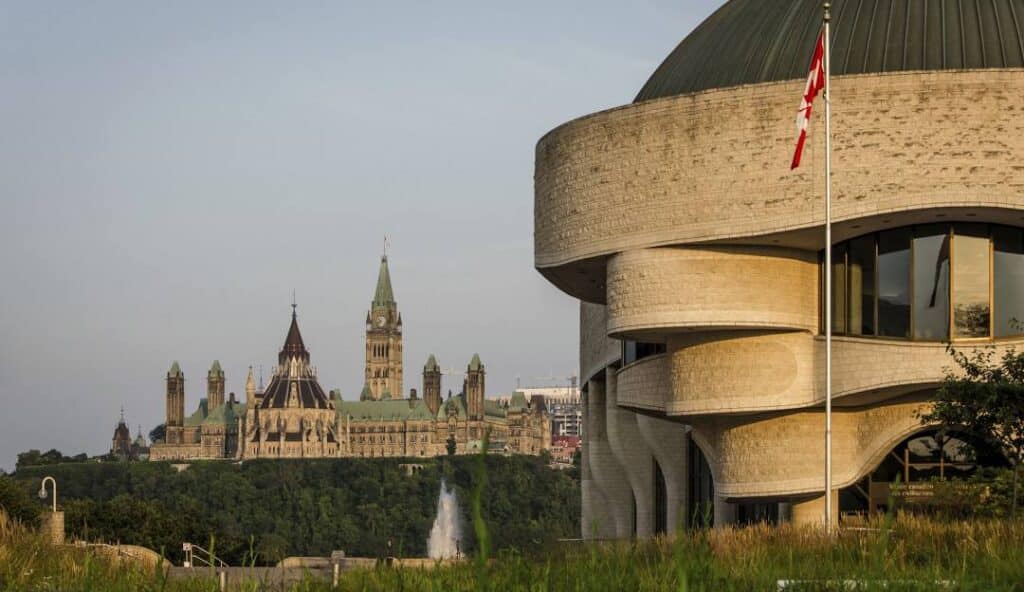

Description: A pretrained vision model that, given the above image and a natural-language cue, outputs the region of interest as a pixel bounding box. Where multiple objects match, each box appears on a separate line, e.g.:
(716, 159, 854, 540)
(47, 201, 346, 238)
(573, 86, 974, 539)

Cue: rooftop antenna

(383, 235, 389, 258)
(292, 290, 297, 315)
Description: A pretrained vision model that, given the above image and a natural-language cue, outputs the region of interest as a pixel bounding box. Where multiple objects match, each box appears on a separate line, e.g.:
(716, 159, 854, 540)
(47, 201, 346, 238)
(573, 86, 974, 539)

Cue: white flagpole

(823, 1, 834, 532)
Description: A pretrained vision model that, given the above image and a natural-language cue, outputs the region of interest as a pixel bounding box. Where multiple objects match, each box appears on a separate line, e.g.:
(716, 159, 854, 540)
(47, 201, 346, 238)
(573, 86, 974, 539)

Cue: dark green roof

(169, 361, 183, 377)
(508, 391, 528, 411)
(209, 360, 223, 377)
(424, 354, 440, 372)
(373, 255, 395, 306)
(468, 354, 483, 372)
(360, 384, 373, 401)
(636, 0, 1024, 102)
(338, 399, 435, 421)
(203, 401, 245, 425)
(184, 399, 210, 427)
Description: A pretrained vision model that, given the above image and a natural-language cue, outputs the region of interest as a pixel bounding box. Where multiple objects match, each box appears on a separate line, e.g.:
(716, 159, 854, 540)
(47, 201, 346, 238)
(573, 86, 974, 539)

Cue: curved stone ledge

(616, 354, 669, 412)
(607, 247, 818, 338)
(536, 70, 1024, 301)
(580, 302, 620, 384)
(689, 398, 934, 499)
(665, 332, 1024, 416)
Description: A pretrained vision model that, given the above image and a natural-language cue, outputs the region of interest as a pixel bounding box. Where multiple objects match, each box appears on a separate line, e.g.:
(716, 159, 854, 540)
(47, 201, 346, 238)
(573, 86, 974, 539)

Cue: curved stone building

(535, 0, 1024, 535)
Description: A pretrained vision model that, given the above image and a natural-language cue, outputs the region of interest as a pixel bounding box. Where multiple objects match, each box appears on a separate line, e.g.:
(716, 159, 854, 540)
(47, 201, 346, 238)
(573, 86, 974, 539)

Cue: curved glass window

(824, 223, 1024, 341)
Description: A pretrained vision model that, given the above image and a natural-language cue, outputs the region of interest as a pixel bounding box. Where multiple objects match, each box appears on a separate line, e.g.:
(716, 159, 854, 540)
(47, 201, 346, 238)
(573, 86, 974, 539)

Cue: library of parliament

(149, 255, 550, 461)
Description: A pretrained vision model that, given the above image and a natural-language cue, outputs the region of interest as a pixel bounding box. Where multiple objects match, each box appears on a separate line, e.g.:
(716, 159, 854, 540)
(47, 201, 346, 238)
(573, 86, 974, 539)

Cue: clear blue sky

(0, 0, 721, 470)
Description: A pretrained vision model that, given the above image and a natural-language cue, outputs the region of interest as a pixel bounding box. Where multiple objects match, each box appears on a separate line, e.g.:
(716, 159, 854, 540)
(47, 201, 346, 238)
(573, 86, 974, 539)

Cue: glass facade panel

(877, 229, 911, 338)
(848, 235, 876, 335)
(831, 245, 846, 333)
(953, 224, 991, 338)
(994, 226, 1024, 337)
(912, 225, 950, 340)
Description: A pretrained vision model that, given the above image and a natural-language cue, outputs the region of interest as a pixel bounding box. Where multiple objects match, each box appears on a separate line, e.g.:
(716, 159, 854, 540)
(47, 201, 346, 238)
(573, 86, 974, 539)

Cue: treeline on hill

(7, 455, 579, 566)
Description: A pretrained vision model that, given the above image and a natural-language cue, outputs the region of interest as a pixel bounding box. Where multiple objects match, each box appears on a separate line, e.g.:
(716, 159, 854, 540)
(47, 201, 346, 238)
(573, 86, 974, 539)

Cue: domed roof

(636, 0, 1024, 102)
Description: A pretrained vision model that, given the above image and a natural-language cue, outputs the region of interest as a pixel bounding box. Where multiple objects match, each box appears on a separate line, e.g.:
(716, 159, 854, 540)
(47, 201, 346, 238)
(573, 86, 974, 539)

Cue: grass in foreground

(4, 512, 1024, 591)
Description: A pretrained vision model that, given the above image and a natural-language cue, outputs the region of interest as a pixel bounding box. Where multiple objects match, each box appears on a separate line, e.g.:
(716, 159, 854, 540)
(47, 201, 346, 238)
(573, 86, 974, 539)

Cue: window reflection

(832, 244, 846, 334)
(878, 229, 911, 338)
(825, 223, 1023, 341)
(848, 236, 875, 336)
(953, 224, 990, 338)
(912, 225, 950, 340)
(994, 227, 1024, 337)
(622, 340, 666, 365)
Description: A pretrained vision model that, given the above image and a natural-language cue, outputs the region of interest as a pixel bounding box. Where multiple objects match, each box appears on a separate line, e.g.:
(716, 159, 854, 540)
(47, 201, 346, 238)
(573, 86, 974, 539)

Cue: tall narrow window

(913, 224, 950, 340)
(878, 229, 911, 338)
(831, 244, 847, 334)
(848, 235, 876, 335)
(953, 224, 991, 338)
(994, 226, 1024, 337)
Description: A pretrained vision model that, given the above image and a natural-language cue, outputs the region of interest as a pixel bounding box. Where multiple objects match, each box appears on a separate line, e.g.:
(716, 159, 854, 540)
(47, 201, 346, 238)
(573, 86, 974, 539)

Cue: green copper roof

(184, 399, 210, 427)
(169, 361, 183, 377)
(209, 360, 223, 376)
(439, 394, 467, 420)
(425, 354, 439, 372)
(468, 354, 483, 372)
(636, 0, 1024, 102)
(360, 384, 373, 401)
(338, 398, 435, 421)
(203, 401, 244, 425)
(508, 391, 528, 411)
(483, 399, 506, 419)
(373, 255, 395, 306)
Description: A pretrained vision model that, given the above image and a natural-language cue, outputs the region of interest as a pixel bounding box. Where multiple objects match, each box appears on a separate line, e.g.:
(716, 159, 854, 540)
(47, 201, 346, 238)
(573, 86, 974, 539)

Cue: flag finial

(824, 2, 831, 22)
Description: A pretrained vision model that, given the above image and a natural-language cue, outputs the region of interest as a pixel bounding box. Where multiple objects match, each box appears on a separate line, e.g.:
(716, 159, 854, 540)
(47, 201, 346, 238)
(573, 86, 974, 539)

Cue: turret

(423, 354, 442, 416)
(466, 354, 485, 421)
(207, 360, 225, 411)
(245, 366, 256, 406)
(166, 362, 185, 444)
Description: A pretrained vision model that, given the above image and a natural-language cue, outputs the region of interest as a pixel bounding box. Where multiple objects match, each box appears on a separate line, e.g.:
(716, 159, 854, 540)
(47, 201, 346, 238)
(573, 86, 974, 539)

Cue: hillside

(10, 455, 579, 565)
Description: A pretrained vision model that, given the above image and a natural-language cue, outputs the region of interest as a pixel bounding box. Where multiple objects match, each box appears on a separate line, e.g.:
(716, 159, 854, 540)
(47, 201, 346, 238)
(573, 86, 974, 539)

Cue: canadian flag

(790, 32, 826, 170)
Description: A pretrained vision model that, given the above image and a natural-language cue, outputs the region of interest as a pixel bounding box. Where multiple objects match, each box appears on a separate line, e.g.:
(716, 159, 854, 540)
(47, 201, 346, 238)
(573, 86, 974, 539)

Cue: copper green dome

(636, 0, 1024, 102)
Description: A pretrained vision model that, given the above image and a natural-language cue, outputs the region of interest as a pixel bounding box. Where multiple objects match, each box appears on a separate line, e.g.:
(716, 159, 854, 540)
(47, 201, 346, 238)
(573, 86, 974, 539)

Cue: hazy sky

(0, 0, 720, 470)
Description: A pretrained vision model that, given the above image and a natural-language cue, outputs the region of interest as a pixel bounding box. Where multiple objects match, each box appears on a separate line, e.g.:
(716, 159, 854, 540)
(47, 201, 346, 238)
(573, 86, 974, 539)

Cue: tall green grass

(4, 508, 1024, 591)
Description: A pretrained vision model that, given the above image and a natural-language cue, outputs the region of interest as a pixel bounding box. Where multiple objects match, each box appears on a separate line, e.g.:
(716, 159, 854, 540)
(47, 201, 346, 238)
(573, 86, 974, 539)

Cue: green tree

(149, 424, 166, 444)
(921, 344, 1024, 517)
(446, 436, 457, 456)
(0, 475, 40, 524)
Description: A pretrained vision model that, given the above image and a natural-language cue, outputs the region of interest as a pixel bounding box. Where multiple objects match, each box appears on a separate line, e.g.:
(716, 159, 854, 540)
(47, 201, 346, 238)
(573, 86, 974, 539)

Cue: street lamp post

(38, 476, 57, 513)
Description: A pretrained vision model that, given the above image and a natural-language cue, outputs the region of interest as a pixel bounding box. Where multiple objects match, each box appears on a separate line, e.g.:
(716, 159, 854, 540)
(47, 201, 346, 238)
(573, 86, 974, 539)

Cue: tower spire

(373, 253, 395, 306)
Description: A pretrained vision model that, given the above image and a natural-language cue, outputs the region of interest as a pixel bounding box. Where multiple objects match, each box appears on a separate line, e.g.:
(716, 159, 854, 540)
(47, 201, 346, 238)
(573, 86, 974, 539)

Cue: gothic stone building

(149, 255, 550, 461)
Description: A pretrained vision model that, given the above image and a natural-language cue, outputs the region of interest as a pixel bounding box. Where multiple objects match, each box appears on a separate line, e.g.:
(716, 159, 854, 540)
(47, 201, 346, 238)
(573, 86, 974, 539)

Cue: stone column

(790, 493, 839, 527)
(40, 511, 65, 545)
(636, 414, 689, 534)
(605, 368, 654, 538)
(586, 378, 632, 538)
(713, 496, 735, 527)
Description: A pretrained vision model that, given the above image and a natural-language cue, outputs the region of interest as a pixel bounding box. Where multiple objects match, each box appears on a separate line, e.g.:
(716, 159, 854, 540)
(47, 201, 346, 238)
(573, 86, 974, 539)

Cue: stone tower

(364, 254, 403, 400)
(166, 361, 185, 444)
(207, 360, 225, 411)
(245, 366, 256, 407)
(423, 354, 442, 416)
(465, 354, 485, 421)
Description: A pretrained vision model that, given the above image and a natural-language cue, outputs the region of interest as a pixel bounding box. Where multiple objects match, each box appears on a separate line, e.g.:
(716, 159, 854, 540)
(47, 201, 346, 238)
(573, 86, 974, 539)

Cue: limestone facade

(536, 9, 1024, 536)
